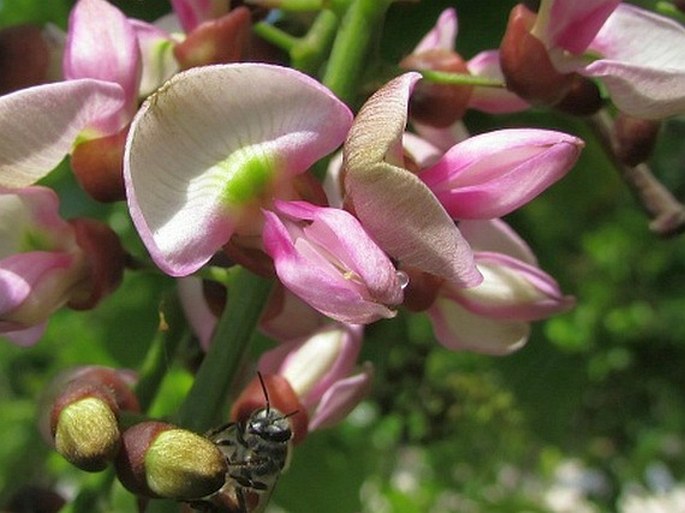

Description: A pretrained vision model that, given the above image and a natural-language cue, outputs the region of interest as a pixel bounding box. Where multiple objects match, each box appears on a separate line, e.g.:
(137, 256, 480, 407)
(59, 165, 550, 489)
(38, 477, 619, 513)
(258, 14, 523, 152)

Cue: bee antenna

(257, 371, 271, 413)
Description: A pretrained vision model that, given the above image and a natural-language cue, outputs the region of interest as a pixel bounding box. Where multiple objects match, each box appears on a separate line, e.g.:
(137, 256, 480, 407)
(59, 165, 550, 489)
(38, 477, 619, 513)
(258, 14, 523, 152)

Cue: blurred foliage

(2, 1, 685, 513)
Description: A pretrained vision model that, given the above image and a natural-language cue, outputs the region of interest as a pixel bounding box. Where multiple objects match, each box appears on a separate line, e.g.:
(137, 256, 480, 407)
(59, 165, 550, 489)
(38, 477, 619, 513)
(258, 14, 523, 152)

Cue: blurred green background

(2, 1, 684, 512)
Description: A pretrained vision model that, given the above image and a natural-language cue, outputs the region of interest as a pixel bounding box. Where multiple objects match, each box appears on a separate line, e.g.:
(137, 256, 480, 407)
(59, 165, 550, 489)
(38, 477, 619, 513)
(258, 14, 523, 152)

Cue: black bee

(191, 373, 295, 513)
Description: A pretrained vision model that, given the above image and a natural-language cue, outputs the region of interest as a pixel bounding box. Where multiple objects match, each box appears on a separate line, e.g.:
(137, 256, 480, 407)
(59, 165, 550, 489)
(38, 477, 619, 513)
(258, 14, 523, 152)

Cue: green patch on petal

(218, 147, 279, 205)
(20, 229, 54, 253)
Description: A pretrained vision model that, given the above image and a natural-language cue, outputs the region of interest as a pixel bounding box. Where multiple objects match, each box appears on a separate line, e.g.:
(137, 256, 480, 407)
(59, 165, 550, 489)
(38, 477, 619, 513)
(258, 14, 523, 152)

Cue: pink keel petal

(64, 0, 141, 126)
(427, 298, 530, 355)
(1, 323, 47, 347)
(0, 79, 125, 187)
(413, 8, 458, 54)
(420, 129, 582, 219)
(466, 50, 529, 114)
(343, 72, 480, 287)
(458, 219, 538, 265)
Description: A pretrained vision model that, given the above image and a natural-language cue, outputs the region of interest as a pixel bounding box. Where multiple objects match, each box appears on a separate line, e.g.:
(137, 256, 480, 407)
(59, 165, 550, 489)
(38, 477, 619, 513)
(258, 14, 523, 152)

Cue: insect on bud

(230, 373, 309, 444)
(50, 381, 121, 472)
(116, 421, 228, 501)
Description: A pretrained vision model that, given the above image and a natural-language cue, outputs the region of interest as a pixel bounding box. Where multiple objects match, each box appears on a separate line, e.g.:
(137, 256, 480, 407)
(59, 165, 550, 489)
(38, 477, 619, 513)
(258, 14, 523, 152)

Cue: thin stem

(322, 0, 393, 104)
(588, 110, 685, 237)
(291, 10, 339, 74)
(253, 21, 299, 53)
(419, 69, 505, 88)
(134, 289, 189, 413)
(177, 267, 272, 433)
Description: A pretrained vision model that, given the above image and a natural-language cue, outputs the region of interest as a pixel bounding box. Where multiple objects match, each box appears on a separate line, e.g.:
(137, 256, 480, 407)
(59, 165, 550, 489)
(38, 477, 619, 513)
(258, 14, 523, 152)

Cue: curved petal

(581, 4, 685, 119)
(427, 297, 530, 355)
(1, 323, 47, 346)
(124, 63, 353, 276)
(0, 79, 126, 187)
(420, 129, 583, 219)
(446, 252, 575, 321)
(262, 205, 401, 324)
(343, 72, 481, 287)
(177, 277, 217, 350)
(308, 363, 373, 431)
(413, 8, 458, 54)
(130, 19, 179, 98)
(64, 0, 141, 126)
(533, 0, 620, 53)
(458, 219, 537, 265)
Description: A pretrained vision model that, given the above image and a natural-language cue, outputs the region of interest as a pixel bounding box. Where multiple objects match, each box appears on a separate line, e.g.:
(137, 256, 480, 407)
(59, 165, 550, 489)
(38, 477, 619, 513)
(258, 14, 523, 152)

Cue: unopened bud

(0, 24, 49, 94)
(400, 266, 444, 312)
(116, 422, 227, 500)
(70, 125, 128, 202)
(499, 4, 574, 107)
(401, 49, 473, 128)
(67, 217, 126, 311)
(174, 7, 251, 70)
(614, 113, 661, 166)
(51, 382, 121, 472)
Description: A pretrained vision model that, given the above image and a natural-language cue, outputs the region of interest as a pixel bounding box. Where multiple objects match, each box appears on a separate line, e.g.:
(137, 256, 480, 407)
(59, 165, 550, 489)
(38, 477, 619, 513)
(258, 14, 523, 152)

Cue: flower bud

(614, 113, 661, 166)
(553, 73, 603, 117)
(173, 7, 251, 70)
(0, 24, 50, 94)
(70, 125, 129, 202)
(400, 49, 473, 127)
(116, 421, 228, 500)
(50, 381, 121, 472)
(499, 4, 575, 106)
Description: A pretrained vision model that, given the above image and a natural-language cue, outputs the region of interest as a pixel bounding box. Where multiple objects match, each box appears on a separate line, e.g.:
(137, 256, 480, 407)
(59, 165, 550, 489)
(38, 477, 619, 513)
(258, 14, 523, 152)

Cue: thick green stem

(253, 21, 299, 53)
(177, 267, 272, 433)
(420, 69, 505, 88)
(322, 0, 393, 104)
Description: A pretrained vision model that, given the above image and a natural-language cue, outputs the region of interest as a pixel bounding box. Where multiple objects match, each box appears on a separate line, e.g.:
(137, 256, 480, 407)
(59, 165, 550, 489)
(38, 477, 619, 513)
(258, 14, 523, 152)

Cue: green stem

(134, 290, 189, 413)
(419, 69, 505, 88)
(322, 0, 393, 104)
(291, 10, 339, 74)
(253, 21, 299, 53)
(177, 267, 272, 433)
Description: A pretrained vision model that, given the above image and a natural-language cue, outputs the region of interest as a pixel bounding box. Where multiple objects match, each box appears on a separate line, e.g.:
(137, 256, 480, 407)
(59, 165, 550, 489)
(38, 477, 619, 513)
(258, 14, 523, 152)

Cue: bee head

(247, 408, 293, 443)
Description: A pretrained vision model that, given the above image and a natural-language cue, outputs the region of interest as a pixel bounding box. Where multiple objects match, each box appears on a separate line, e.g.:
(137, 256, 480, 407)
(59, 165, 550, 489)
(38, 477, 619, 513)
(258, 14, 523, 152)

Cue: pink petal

(581, 4, 685, 118)
(445, 252, 575, 321)
(1, 323, 47, 346)
(0, 79, 125, 187)
(171, 0, 225, 33)
(343, 72, 481, 287)
(124, 63, 352, 276)
(534, 0, 620, 53)
(427, 297, 530, 355)
(308, 364, 373, 431)
(130, 19, 179, 98)
(458, 219, 537, 265)
(64, 0, 141, 127)
(420, 129, 583, 219)
(177, 277, 217, 350)
(262, 202, 402, 324)
(413, 8, 458, 54)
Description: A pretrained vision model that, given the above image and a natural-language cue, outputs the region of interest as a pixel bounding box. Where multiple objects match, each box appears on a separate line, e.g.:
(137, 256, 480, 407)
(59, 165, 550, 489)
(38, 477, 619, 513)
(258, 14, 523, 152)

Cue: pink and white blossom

(262, 200, 403, 324)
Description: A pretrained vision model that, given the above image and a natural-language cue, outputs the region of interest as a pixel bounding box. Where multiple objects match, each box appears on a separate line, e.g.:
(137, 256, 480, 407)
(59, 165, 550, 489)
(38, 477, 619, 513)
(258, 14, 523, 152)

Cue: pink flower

(262, 200, 403, 324)
(419, 128, 583, 219)
(125, 63, 352, 276)
(519, 1, 685, 118)
(258, 323, 372, 432)
(427, 219, 574, 355)
(0, 187, 124, 346)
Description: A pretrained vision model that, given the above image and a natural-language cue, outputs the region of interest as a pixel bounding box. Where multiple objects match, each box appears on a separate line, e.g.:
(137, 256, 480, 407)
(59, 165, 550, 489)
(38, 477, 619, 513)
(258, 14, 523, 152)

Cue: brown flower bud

(230, 374, 309, 444)
(66, 218, 127, 311)
(400, 266, 445, 312)
(499, 4, 575, 107)
(70, 125, 129, 202)
(174, 7, 252, 70)
(5, 485, 66, 513)
(116, 421, 228, 500)
(554, 74, 603, 117)
(50, 381, 121, 472)
(614, 113, 661, 166)
(401, 49, 473, 128)
(0, 25, 49, 94)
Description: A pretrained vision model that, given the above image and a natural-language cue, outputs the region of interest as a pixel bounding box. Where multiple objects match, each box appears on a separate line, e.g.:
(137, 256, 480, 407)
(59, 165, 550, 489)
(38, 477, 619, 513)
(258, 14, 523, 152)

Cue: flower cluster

(1, 0, 683, 510)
